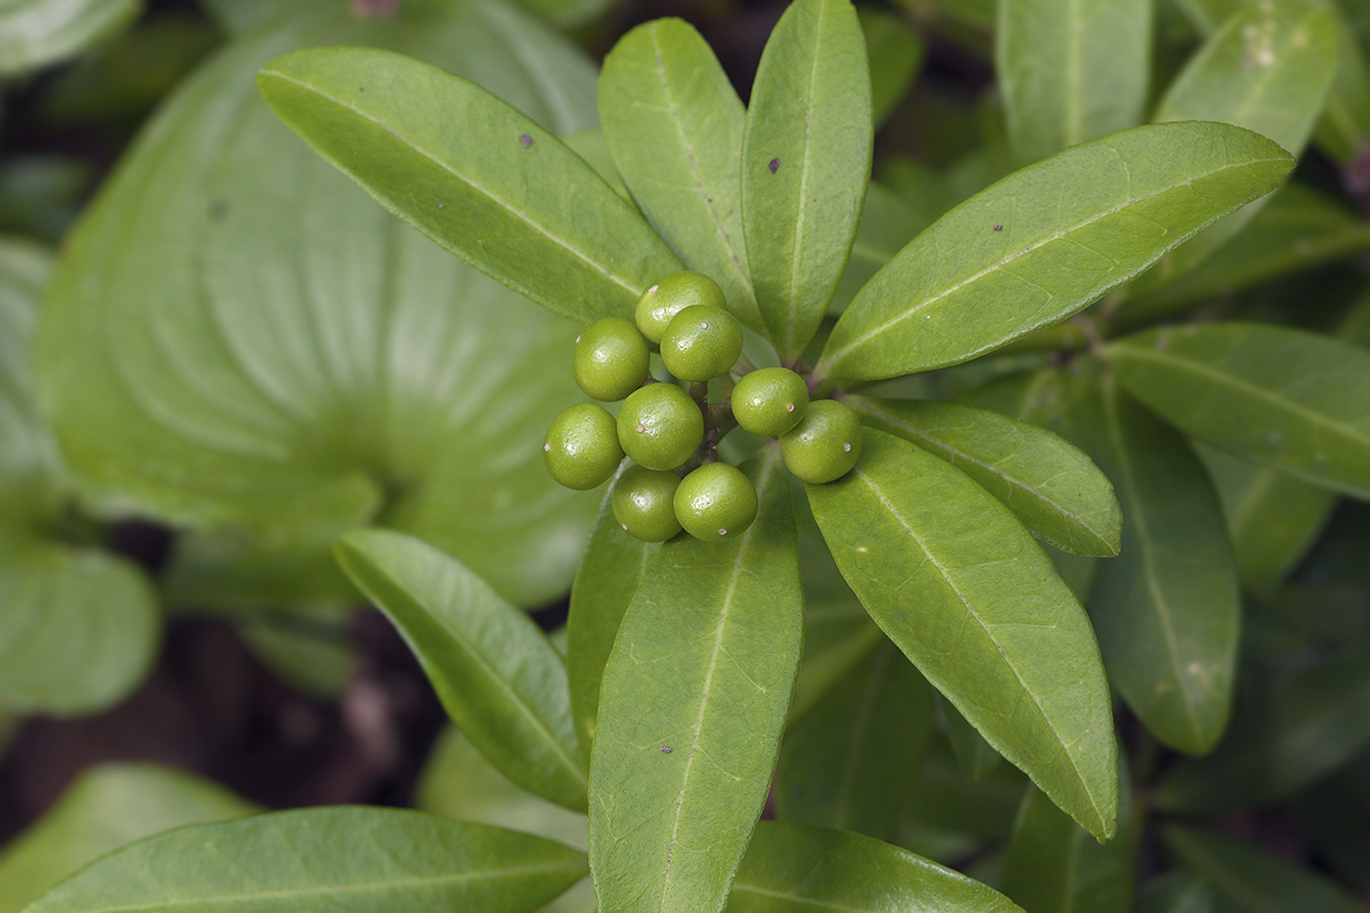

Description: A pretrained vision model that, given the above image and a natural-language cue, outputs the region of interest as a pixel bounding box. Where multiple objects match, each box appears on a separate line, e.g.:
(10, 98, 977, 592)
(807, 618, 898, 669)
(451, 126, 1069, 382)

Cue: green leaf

(860, 8, 924, 130)
(830, 184, 928, 316)
(1108, 323, 1370, 500)
(996, 0, 1150, 165)
(816, 122, 1295, 384)
(939, 694, 1007, 780)
(1293, 751, 1370, 892)
(901, 739, 1028, 849)
(566, 473, 660, 752)
(848, 396, 1121, 557)
(1156, 647, 1370, 812)
(597, 19, 758, 330)
(259, 45, 675, 328)
(1135, 872, 1214, 913)
(1000, 757, 1135, 913)
(776, 640, 934, 841)
(235, 606, 355, 699)
(336, 529, 587, 812)
(741, 0, 872, 361)
(25, 808, 589, 913)
(1197, 444, 1337, 594)
(0, 0, 139, 77)
(588, 448, 803, 913)
(1027, 365, 1239, 755)
(37, 8, 606, 607)
(0, 764, 255, 913)
(807, 428, 1118, 841)
(727, 820, 1024, 913)
(1162, 826, 1364, 913)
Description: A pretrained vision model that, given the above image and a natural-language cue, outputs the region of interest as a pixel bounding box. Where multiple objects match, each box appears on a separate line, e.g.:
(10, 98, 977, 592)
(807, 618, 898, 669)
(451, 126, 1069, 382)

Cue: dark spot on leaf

(992, 224, 1003, 231)
(520, 133, 533, 148)
(209, 199, 228, 221)
(768, 158, 780, 174)
(661, 746, 672, 754)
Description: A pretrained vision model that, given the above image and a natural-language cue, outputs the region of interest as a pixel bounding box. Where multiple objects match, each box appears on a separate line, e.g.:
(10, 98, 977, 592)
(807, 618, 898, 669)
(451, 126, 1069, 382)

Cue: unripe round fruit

(573, 317, 650, 401)
(731, 367, 810, 437)
(544, 403, 623, 490)
(635, 271, 727, 344)
(660, 306, 743, 382)
(674, 462, 758, 541)
(779, 399, 863, 484)
(616, 383, 704, 471)
(612, 464, 683, 542)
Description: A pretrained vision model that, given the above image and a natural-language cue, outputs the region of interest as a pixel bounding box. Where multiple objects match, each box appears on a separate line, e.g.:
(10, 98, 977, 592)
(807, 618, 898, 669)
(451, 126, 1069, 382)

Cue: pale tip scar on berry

(544, 443, 551, 451)
(636, 424, 646, 433)
(843, 443, 852, 451)
(648, 284, 658, 293)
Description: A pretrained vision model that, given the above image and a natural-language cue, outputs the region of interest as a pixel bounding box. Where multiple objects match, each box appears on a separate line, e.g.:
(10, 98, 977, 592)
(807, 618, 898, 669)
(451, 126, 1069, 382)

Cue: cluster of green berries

(543, 271, 862, 543)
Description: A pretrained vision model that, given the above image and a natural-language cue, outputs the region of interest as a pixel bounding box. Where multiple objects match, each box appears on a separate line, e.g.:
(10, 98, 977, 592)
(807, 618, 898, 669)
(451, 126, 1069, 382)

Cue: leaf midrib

(780, 1, 825, 356)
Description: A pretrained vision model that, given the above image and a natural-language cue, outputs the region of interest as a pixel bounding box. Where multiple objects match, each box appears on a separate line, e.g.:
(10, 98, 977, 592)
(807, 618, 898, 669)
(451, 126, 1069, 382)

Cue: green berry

(779, 399, 863, 483)
(660, 306, 743, 382)
(573, 317, 650, 401)
(732, 367, 809, 437)
(544, 403, 623, 490)
(616, 383, 704, 471)
(674, 462, 758, 541)
(635, 271, 727, 344)
(612, 464, 683, 542)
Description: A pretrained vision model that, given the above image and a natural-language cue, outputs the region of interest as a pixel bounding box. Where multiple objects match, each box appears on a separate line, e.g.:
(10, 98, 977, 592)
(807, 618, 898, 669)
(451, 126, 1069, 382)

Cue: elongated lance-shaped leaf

(598, 19, 760, 331)
(938, 693, 1007, 779)
(566, 472, 660, 754)
(1001, 757, 1135, 913)
(1108, 323, 1370, 500)
(849, 396, 1121, 557)
(24, 808, 589, 913)
(776, 640, 934, 841)
(589, 448, 803, 913)
(336, 529, 587, 812)
(1133, 4, 1337, 293)
(1027, 364, 1240, 755)
(996, 0, 1150, 165)
(860, 8, 924, 131)
(814, 122, 1294, 385)
(807, 428, 1118, 841)
(727, 821, 1024, 912)
(257, 46, 681, 327)
(0, 0, 138, 78)
(742, 0, 872, 362)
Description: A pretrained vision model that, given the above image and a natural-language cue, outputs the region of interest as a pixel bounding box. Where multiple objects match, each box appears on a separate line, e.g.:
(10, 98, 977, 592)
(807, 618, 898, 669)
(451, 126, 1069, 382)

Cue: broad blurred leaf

(829, 184, 927, 316)
(860, 8, 923, 130)
(1026, 364, 1240, 755)
(589, 449, 802, 913)
(0, 764, 255, 913)
(1108, 323, 1370, 500)
(201, 0, 290, 35)
(235, 605, 354, 698)
(996, 0, 1150, 165)
(816, 123, 1294, 384)
(1293, 750, 1370, 891)
(0, 158, 92, 243)
(742, 0, 872, 361)
(1135, 872, 1214, 913)
(900, 739, 1028, 853)
(337, 530, 586, 811)
(849, 396, 1121, 556)
(808, 429, 1118, 841)
(26, 808, 589, 913)
(939, 694, 1006, 779)
(776, 641, 934, 841)
(726, 821, 1024, 913)
(0, 0, 138, 77)
(597, 18, 757, 330)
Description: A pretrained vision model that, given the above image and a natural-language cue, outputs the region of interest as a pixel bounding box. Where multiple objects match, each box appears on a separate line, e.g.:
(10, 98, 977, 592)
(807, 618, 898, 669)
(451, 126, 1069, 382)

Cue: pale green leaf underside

(336, 529, 587, 812)
(817, 122, 1295, 383)
(589, 449, 803, 913)
(25, 808, 589, 913)
(807, 429, 1117, 840)
(0, 0, 138, 77)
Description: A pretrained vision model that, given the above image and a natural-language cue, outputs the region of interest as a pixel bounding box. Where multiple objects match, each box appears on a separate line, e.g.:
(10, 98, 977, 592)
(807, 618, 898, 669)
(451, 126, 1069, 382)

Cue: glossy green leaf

(25, 808, 589, 913)
(1135, 872, 1214, 913)
(1162, 826, 1364, 913)
(1108, 323, 1370, 500)
(336, 529, 587, 812)
(939, 695, 1006, 780)
(777, 641, 934, 841)
(996, 0, 1150, 165)
(807, 428, 1117, 841)
(1197, 444, 1336, 594)
(860, 8, 924, 130)
(729, 821, 1023, 912)
(566, 472, 660, 752)
(0, 0, 138, 77)
(588, 448, 803, 913)
(598, 19, 758, 330)
(37, 8, 605, 607)
(816, 123, 1295, 384)
(1028, 365, 1239, 755)
(742, 0, 872, 361)
(849, 396, 1121, 556)
(1000, 758, 1135, 913)
(259, 45, 675, 328)
(1157, 647, 1370, 812)
(0, 764, 255, 913)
